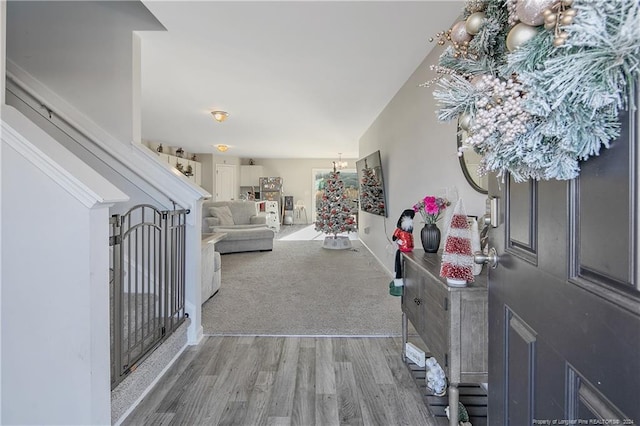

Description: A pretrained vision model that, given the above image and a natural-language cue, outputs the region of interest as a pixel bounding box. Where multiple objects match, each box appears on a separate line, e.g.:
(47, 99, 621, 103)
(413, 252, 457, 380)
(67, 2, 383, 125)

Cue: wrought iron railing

(109, 205, 188, 389)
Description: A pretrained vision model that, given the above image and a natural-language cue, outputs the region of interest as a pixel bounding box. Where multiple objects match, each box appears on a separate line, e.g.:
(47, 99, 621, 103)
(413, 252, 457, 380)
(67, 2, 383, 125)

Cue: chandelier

(336, 153, 348, 170)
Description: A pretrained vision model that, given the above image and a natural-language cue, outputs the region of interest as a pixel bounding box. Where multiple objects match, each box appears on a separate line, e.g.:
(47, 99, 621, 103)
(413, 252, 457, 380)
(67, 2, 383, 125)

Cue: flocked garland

(428, 0, 640, 182)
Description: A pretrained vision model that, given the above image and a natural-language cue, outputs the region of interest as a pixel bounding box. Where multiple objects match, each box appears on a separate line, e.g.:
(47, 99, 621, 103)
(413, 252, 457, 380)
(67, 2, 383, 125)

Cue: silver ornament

(506, 22, 539, 52)
(516, 0, 557, 26)
(450, 20, 472, 44)
(459, 113, 473, 131)
(471, 74, 488, 87)
(465, 12, 486, 36)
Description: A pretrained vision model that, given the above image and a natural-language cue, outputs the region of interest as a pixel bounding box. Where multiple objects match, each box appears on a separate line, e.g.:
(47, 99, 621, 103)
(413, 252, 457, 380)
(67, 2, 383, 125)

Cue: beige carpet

(202, 240, 402, 336)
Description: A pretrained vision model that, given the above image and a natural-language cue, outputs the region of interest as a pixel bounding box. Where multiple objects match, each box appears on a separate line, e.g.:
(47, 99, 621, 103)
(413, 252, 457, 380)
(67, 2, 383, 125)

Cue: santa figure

(390, 209, 415, 295)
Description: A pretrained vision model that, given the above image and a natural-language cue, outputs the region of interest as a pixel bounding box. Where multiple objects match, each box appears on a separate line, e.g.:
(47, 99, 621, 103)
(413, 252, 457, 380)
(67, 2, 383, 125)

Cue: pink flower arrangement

(413, 195, 450, 225)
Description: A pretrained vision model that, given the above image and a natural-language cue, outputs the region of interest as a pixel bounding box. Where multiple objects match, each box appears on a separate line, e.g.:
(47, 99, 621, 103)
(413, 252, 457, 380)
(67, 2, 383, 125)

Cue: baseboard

(111, 320, 189, 425)
(358, 238, 394, 279)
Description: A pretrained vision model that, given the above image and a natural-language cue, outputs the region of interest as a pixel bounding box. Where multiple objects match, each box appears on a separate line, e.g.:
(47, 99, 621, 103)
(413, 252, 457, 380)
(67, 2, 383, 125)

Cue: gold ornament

(553, 37, 565, 47)
(560, 14, 574, 25)
(465, 12, 486, 36)
(429, 29, 452, 47)
(543, 0, 577, 47)
(506, 23, 539, 52)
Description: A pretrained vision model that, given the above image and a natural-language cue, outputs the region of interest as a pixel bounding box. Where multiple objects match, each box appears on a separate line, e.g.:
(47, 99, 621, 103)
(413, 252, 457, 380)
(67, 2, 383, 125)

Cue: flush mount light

(216, 144, 229, 152)
(211, 111, 229, 122)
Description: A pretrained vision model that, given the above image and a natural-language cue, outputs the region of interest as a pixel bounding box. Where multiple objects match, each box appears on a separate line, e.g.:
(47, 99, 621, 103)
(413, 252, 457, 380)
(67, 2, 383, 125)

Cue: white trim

(359, 237, 394, 278)
(6, 60, 210, 210)
(0, 2, 6, 418)
(1, 105, 128, 208)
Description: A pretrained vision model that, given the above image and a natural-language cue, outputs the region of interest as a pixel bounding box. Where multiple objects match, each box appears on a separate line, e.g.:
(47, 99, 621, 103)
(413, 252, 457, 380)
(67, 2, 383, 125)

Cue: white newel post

(185, 198, 205, 345)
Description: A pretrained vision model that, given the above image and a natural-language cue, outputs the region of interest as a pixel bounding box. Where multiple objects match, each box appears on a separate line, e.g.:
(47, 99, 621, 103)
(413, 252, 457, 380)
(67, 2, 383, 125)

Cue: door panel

(573, 118, 635, 289)
(567, 364, 629, 421)
(488, 100, 639, 425)
(507, 179, 536, 254)
(505, 308, 536, 425)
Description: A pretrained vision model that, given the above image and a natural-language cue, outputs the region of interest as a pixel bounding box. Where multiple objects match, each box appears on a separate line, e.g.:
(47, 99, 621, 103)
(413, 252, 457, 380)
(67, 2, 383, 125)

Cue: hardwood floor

(122, 336, 437, 426)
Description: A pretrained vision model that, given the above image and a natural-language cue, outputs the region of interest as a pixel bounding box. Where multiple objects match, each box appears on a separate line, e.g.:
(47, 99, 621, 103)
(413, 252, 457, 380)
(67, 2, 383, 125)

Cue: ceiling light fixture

(211, 110, 229, 122)
(336, 153, 348, 170)
(216, 144, 229, 152)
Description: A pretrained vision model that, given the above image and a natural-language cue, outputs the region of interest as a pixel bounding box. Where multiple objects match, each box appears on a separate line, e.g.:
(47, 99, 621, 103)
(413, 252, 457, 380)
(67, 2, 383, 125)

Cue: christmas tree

(440, 199, 475, 285)
(315, 164, 357, 238)
(359, 160, 386, 216)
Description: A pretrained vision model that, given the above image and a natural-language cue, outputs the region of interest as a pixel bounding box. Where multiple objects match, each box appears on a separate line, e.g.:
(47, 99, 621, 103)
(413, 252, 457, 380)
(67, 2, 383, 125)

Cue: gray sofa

(202, 200, 275, 254)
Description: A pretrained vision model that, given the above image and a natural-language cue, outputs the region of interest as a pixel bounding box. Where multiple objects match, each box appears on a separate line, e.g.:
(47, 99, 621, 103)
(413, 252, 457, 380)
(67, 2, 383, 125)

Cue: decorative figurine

(389, 209, 415, 296)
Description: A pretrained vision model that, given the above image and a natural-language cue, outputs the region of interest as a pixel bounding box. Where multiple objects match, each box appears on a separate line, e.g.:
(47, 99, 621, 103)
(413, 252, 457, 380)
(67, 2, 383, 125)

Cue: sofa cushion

(204, 217, 220, 230)
(212, 226, 275, 241)
(207, 223, 265, 232)
(225, 202, 258, 225)
(209, 206, 235, 226)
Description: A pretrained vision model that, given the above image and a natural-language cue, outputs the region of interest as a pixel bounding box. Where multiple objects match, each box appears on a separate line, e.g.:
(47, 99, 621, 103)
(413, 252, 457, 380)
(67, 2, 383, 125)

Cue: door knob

(474, 247, 498, 269)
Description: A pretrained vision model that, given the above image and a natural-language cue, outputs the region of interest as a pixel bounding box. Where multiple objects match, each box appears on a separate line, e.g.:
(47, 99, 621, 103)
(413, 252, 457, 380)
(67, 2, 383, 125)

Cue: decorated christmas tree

(440, 199, 475, 286)
(359, 160, 386, 216)
(315, 164, 357, 238)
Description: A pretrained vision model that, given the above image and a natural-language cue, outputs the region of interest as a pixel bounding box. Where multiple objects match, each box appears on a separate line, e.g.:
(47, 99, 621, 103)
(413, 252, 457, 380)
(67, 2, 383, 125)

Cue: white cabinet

(240, 165, 264, 187)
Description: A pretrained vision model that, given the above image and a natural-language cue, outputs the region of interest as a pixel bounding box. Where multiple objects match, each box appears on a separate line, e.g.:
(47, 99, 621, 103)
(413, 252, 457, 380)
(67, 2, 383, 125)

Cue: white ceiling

(139, 1, 463, 159)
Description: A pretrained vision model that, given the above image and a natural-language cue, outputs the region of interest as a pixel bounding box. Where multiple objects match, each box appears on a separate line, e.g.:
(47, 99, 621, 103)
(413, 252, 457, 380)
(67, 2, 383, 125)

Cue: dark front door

(487, 102, 639, 424)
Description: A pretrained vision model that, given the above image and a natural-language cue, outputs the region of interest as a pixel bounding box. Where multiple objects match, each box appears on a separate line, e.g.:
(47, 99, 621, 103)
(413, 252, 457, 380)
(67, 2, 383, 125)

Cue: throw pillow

(209, 206, 235, 226)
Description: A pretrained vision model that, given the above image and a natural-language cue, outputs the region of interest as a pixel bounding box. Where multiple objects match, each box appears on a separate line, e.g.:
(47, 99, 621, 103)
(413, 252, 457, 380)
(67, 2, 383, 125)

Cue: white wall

(243, 158, 357, 224)
(1, 145, 112, 425)
(1, 105, 127, 425)
(6, 1, 163, 144)
(359, 43, 487, 275)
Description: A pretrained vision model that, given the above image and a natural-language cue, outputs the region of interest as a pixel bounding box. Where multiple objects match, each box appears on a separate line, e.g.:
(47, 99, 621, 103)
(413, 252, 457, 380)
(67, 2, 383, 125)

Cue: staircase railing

(109, 204, 188, 389)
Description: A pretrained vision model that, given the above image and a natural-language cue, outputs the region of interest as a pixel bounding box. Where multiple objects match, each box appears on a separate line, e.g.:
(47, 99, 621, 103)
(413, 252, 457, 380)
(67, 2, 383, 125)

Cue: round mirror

(457, 121, 488, 194)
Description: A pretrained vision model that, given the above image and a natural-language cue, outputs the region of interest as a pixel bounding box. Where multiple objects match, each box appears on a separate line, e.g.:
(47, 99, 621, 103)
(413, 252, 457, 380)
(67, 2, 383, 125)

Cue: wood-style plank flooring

(122, 336, 437, 426)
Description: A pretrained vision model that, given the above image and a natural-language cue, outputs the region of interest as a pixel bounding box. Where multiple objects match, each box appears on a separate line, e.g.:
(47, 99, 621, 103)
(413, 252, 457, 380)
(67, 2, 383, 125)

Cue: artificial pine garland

(430, 0, 640, 182)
